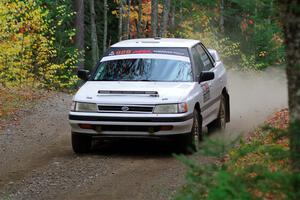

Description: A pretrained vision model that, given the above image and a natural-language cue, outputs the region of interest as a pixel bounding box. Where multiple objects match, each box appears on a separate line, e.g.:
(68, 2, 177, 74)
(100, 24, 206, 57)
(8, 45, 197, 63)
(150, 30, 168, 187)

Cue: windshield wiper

(93, 79, 116, 81)
(93, 79, 156, 82)
(136, 79, 152, 81)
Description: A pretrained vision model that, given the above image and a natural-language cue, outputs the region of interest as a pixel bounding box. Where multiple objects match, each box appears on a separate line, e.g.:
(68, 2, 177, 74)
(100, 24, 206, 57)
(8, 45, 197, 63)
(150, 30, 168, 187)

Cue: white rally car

(69, 38, 230, 153)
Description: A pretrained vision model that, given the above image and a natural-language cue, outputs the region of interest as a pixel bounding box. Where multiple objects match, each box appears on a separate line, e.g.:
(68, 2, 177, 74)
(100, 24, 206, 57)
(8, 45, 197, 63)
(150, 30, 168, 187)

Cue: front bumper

(69, 112, 193, 136)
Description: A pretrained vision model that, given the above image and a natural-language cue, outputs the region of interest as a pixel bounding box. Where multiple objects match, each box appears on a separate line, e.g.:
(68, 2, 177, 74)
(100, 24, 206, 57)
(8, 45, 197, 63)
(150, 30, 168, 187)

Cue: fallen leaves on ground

(226, 109, 291, 200)
(0, 85, 52, 131)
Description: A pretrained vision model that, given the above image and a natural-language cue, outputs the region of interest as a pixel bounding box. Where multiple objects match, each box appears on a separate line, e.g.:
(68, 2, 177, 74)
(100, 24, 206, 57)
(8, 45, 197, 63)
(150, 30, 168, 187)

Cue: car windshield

(92, 58, 193, 82)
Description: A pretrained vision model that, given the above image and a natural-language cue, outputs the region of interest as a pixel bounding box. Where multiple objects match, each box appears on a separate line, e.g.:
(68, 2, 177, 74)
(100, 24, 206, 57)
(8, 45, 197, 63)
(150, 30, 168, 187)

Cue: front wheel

(176, 109, 201, 154)
(207, 95, 226, 133)
(72, 133, 92, 154)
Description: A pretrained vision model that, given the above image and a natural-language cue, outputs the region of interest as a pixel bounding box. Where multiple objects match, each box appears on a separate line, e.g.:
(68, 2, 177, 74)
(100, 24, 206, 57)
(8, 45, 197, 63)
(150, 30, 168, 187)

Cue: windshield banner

(105, 47, 190, 58)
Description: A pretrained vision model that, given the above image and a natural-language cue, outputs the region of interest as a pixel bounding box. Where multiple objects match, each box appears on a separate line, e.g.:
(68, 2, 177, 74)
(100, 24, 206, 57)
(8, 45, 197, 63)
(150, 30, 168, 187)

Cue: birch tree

(220, 0, 225, 33)
(90, 0, 99, 67)
(127, 0, 131, 39)
(118, 0, 124, 41)
(160, 0, 171, 37)
(151, 0, 158, 37)
(179, 0, 183, 24)
(75, 0, 84, 69)
(103, 0, 108, 52)
(170, 3, 175, 29)
(137, 0, 143, 38)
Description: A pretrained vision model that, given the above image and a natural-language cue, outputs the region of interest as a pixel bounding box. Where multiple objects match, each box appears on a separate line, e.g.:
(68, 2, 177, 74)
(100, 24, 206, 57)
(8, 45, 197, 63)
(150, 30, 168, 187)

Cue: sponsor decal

(132, 50, 153, 54)
(201, 83, 210, 103)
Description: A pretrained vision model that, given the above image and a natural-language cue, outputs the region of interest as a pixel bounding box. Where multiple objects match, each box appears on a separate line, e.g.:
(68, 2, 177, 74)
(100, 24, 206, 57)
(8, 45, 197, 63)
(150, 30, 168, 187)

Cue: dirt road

(0, 69, 287, 200)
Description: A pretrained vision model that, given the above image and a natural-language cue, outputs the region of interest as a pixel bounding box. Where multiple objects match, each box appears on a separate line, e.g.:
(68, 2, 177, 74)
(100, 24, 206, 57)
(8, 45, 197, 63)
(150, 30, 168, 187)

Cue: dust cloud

(225, 67, 288, 136)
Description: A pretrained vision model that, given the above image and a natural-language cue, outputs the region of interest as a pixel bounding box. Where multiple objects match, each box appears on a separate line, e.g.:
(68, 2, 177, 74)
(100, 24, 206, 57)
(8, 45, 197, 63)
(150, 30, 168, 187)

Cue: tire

(176, 109, 201, 154)
(195, 109, 204, 142)
(207, 95, 226, 133)
(72, 133, 92, 154)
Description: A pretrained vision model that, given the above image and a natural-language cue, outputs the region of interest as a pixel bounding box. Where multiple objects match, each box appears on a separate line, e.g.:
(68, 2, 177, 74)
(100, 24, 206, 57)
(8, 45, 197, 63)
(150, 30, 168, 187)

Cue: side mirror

(208, 49, 220, 62)
(198, 71, 215, 83)
(77, 69, 90, 81)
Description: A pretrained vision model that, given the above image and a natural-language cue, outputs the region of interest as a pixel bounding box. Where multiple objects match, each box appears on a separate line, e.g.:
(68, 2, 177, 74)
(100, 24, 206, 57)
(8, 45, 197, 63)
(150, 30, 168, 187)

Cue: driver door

(192, 44, 218, 126)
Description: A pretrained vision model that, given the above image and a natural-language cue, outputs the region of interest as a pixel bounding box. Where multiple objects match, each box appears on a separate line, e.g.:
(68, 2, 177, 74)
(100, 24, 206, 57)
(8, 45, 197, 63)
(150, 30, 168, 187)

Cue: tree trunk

(281, 0, 300, 197)
(179, 0, 183, 24)
(75, 0, 85, 70)
(283, 0, 300, 167)
(170, 3, 175, 29)
(103, 0, 108, 52)
(137, 0, 142, 38)
(220, 0, 225, 33)
(160, 0, 171, 37)
(151, 0, 158, 37)
(127, 0, 131, 39)
(268, 0, 273, 24)
(90, 0, 99, 67)
(118, 0, 124, 41)
(123, 0, 128, 39)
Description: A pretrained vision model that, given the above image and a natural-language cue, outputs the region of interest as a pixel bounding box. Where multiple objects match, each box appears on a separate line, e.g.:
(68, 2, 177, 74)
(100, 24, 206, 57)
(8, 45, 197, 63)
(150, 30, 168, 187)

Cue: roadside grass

(174, 109, 300, 200)
(0, 86, 51, 130)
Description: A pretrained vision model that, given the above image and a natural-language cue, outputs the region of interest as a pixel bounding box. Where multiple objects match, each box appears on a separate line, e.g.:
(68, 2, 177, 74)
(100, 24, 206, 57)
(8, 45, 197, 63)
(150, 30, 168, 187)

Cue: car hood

(73, 81, 196, 105)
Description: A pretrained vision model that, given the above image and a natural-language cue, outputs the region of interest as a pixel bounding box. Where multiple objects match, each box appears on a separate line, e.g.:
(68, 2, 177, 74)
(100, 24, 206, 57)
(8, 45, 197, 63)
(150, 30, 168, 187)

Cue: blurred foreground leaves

(175, 109, 300, 200)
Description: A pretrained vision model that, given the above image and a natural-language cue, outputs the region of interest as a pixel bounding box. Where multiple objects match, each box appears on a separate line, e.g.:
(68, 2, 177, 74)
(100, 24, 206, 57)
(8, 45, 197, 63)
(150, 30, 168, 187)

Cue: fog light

(148, 127, 155, 133)
(79, 124, 93, 129)
(160, 126, 173, 131)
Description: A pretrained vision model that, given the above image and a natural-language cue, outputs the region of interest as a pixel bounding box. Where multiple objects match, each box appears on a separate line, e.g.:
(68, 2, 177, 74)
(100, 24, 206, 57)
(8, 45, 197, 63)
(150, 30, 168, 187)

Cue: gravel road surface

(0, 69, 287, 200)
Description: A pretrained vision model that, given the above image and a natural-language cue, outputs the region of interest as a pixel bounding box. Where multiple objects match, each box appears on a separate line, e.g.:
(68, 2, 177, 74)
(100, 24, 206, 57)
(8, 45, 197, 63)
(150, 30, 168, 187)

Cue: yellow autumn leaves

(0, 0, 77, 89)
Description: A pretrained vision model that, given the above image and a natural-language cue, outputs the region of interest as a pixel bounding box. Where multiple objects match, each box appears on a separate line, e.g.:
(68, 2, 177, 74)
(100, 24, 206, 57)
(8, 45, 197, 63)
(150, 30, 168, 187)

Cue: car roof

(111, 38, 200, 48)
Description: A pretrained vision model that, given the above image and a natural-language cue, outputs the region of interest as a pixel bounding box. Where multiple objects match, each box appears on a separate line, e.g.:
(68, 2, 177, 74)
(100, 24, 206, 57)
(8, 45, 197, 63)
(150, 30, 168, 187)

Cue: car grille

(98, 105, 154, 113)
(94, 125, 160, 132)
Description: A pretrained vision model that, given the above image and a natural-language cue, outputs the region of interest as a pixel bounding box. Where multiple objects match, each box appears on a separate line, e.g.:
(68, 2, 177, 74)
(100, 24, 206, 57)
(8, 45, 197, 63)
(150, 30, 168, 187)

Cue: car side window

(200, 44, 215, 63)
(196, 45, 214, 71)
(191, 47, 204, 76)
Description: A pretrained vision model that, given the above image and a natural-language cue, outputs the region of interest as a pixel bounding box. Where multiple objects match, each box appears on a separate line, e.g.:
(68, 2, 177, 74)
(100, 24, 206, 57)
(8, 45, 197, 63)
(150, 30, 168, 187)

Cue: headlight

(153, 103, 188, 114)
(74, 102, 98, 112)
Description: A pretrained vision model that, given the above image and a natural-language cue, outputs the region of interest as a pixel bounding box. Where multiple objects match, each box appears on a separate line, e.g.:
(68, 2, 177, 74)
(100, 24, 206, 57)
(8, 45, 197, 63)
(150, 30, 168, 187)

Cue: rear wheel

(72, 133, 92, 154)
(207, 95, 226, 133)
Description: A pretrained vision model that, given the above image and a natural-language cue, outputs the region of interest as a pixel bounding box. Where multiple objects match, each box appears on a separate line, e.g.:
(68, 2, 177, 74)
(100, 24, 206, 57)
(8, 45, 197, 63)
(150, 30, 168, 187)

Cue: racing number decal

(201, 83, 210, 103)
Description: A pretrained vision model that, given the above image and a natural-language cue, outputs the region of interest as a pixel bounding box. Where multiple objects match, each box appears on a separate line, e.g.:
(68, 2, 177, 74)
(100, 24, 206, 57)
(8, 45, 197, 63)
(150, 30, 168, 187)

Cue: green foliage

(225, 0, 285, 69)
(174, 0, 285, 70)
(289, 120, 300, 177)
(239, 54, 266, 70)
(174, 125, 297, 200)
(44, 0, 78, 65)
(200, 135, 241, 159)
(173, 4, 241, 64)
(174, 154, 217, 200)
(207, 170, 253, 200)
